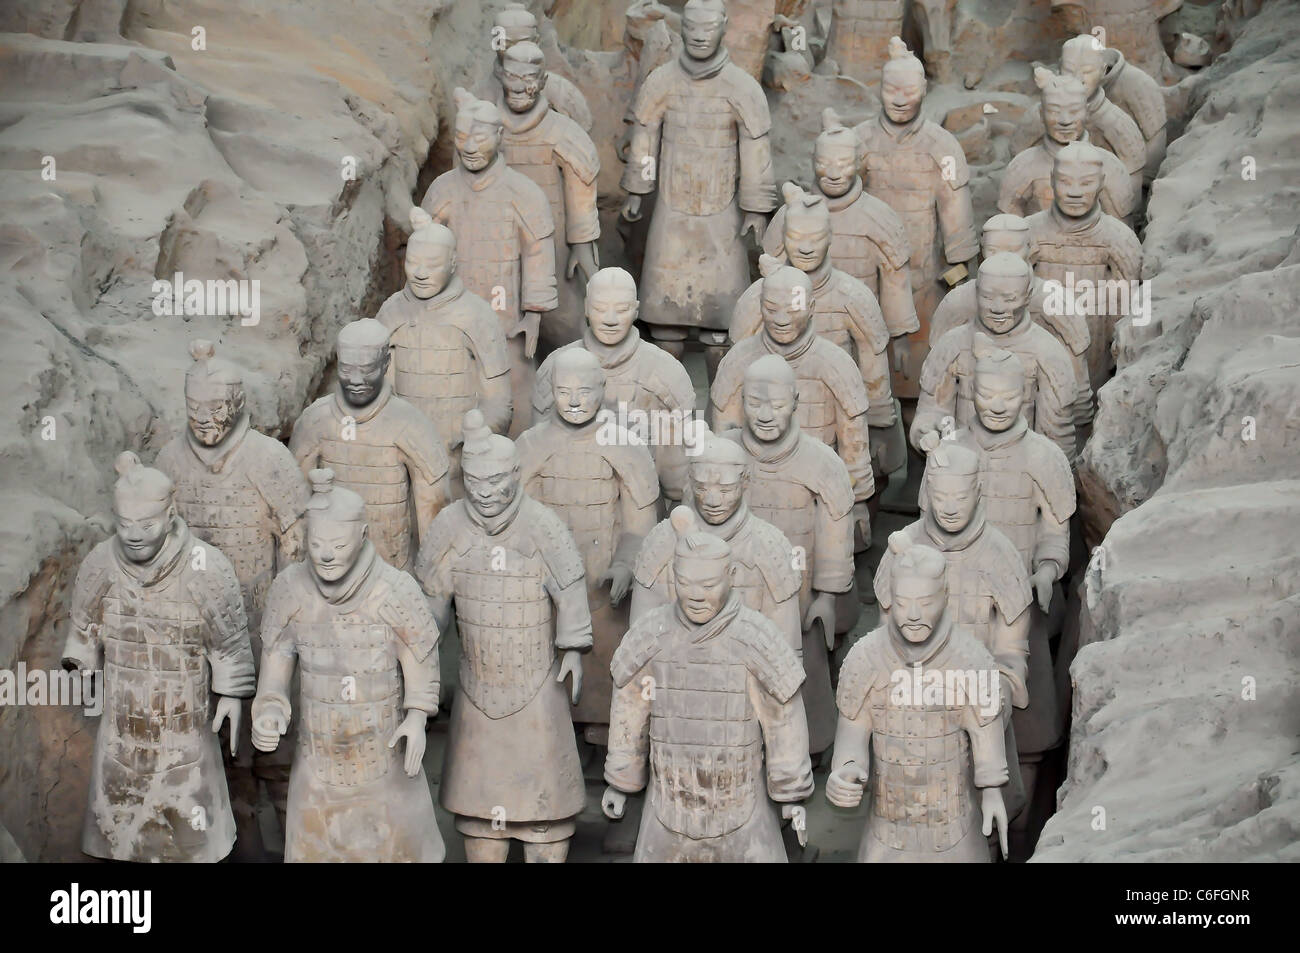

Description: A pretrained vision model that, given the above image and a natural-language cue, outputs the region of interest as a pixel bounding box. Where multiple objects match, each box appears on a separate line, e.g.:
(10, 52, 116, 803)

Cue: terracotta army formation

(532, 267, 696, 505)
(829, 533, 1010, 862)
(713, 259, 879, 517)
(479, 2, 593, 132)
(376, 209, 513, 488)
(1026, 142, 1143, 393)
(1052, 0, 1184, 82)
(722, 355, 858, 756)
(420, 88, 557, 437)
(929, 215, 1094, 444)
(621, 0, 777, 378)
(290, 319, 450, 572)
(632, 425, 802, 653)
(603, 507, 813, 862)
(854, 37, 978, 391)
(1059, 34, 1168, 185)
(415, 410, 592, 863)
(763, 110, 918, 359)
(826, 0, 903, 86)
(250, 470, 443, 863)
(497, 41, 601, 352)
(999, 67, 1137, 223)
(517, 348, 659, 741)
(1057, 36, 1148, 197)
(913, 253, 1078, 462)
(63, 452, 255, 863)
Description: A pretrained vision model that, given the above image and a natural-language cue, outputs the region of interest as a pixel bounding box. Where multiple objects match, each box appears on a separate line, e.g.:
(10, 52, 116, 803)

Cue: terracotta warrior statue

(1027, 141, 1143, 393)
(763, 110, 917, 358)
(714, 259, 879, 516)
(854, 37, 978, 392)
(921, 342, 1076, 828)
(533, 267, 695, 505)
(632, 425, 801, 654)
(415, 410, 592, 862)
(155, 339, 308, 857)
(914, 254, 1077, 461)
(603, 507, 813, 862)
(479, 2, 593, 132)
(999, 67, 1137, 223)
(1062, 36, 1168, 186)
(929, 215, 1094, 444)
(497, 41, 601, 352)
(420, 88, 557, 437)
(826, 0, 903, 86)
(290, 319, 450, 573)
(251, 470, 443, 862)
(376, 209, 513, 489)
(621, 0, 777, 379)
(1052, 0, 1183, 83)
(1057, 36, 1147, 195)
(722, 355, 857, 756)
(63, 452, 255, 862)
(517, 348, 659, 742)
(829, 533, 1009, 862)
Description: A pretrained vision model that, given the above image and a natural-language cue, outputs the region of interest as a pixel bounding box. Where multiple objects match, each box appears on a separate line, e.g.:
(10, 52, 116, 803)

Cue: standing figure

(479, 2, 593, 132)
(290, 319, 450, 572)
(602, 507, 813, 862)
(1026, 142, 1142, 393)
(722, 356, 858, 756)
(517, 349, 660, 740)
(621, 0, 778, 379)
(533, 267, 696, 504)
(63, 452, 254, 862)
(828, 533, 1009, 862)
(998, 67, 1137, 222)
(415, 411, 592, 863)
(1051, 0, 1184, 82)
(826, 0, 903, 86)
(155, 339, 308, 856)
(763, 109, 917, 356)
(1058, 36, 1147, 196)
(250, 470, 443, 863)
(421, 88, 557, 437)
(498, 42, 601, 353)
(1065, 41, 1168, 186)
(376, 210, 513, 489)
(853, 37, 978, 393)
(913, 257, 1078, 461)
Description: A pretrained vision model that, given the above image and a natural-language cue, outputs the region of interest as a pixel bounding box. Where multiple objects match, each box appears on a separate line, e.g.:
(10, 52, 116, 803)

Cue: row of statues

(62, 1, 1162, 862)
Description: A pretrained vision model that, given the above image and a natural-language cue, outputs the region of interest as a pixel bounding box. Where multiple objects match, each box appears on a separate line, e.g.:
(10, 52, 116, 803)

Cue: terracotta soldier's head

(460, 409, 521, 518)
(112, 451, 177, 564)
(336, 319, 391, 409)
(781, 182, 833, 273)
(304, 468, 369, 582)
(452, 88, 504, 172)
(924, 442, 983, 535)
(625, 0, 669, 54)
(585, 267, 639, 347)
(759, 255, 815, 346)
(742, 355, 799, 443)
(814, 108, 859, 199)
(886, 532, 950, 646)
(493, 2, 541, 64)
(405, 207, 457, 300)
(670, 506, 734, 623)
(681, 0, 727, 62)
(971, 334, 1026, 434)
(184, 339, 246, 447)
(501, 41, 548, 114)
(552, 348, 606, 427)
(1060, 34, 1106, 99)
(976, 252, 1033, 335)
(880, 37, 927, 125)
(980, 213, 1036, 264)
(688, 424, 750, 526)
(1035, 66, 1089, 146)
(1051, 141, 1106, 217)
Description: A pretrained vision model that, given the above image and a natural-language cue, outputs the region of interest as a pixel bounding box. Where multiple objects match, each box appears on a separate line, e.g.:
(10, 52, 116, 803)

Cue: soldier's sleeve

(644, 348, 697, 502)
(931, 134, 978, 264)
(997, 152, 1033, 217)
(249, 436, 309, 565)
(531, 351, 559, 420)
(552, 117, 601, 245)
(985, 533, 1033, 709)
(515, 185, 559, 314)
(1101, 150, 1138, 219)
(64, 544, 113, 672)
(253, 570, 297, 733)
(413, 506, 459, 604)
(1032, 484, 1072, 581)
(621, 63, 671, 196)
(879, 255, 920, 339)
(383, 572, 441, 713)
(395, 410, 452, 545)
(872, 547, 895, 610)
(808, 445, 855, 595)
(730, 72, 778, 214)
(533, 503, 594, 652)
(465, 305, 514, 434)
(748, 657, 814, 802)
(928, 283, 965, 346)
(631, 519, 674, 624)
(832, 401, 876, 504)
(762, 206, 788, 260)
(287, 401, 324, 476)
(610, 443, 661, 572)
(910, 331, 962, 450)
(604, 672, 653, 794)
(1028, 437, 1075, 579)
(751, 524, 803, 653)
(835, 633, 879, 720)
(1109, 220, 1144, 284)
(1032, 347, 1078, 461)
(840, 290, 894, 431)
(418, 173, 454, 223)
(708, 348, 747, 435)
(191, 546, 256, 698)
(726, 279, 764, 345)
(550, 74, 594, 133)
(962, 679, 1010, 789)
